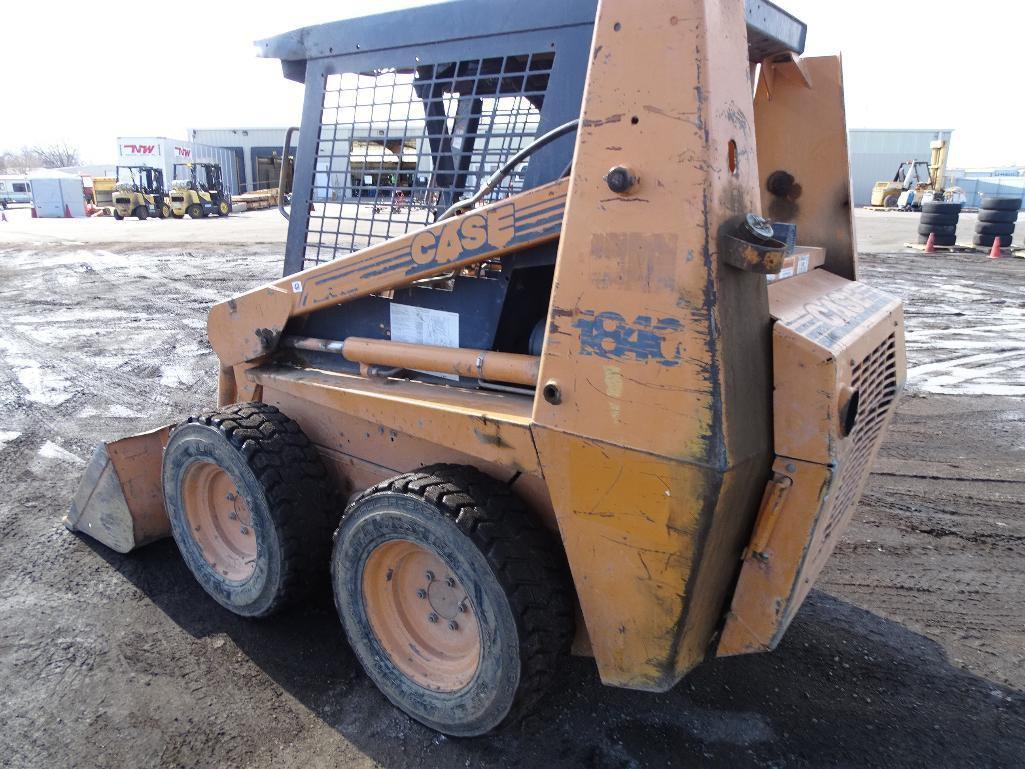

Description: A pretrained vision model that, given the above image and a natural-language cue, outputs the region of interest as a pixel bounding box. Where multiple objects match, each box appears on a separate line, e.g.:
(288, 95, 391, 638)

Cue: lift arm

(207, 178, 569, 367)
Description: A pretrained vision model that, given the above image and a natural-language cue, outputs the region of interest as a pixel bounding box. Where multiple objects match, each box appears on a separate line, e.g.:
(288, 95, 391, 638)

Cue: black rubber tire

(975, 221, 1015, 236)
(917, 224, 956, 237)
(973, 233, 1013, 247)
(883, 194, 899, 208)
(162, 402, 338, 618)
(918, 233, 956, 246)
(919, 212, 958, 226)
(332, 464, 574, 737)
(921, 201, 961, 215)
(217, 200, 231, 217)
(980, 196, 1022, 212)
(135, 206, 148, 221)
(187, 203, 204, 219)
(171, 212, 184, 219)
(977, 209, 1018, 224)
(113, 210, 124, 221)
(159, 204, 170, 219)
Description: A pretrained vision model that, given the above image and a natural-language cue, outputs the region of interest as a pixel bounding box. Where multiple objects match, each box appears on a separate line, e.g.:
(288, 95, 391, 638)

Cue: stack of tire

(974, 196, 1021, 250)
(918, 201, 962, 247)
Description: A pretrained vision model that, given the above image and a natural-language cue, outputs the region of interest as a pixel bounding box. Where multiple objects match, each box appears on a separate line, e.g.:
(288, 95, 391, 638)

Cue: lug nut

(424, 570, 435, 582)
(228, 511, 238, 520)
(445, 576, 456, 588)
(448, 620, 459, 631)
(226, 492, 236, 501)
(416, 589, 427, 599)
(427, 613, 439, 623)
(457, 602, 467, 613)
(240, 526, 249, 535)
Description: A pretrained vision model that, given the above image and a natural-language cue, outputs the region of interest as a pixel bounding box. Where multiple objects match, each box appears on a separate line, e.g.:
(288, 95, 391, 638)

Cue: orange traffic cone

(924, 232, 936, 254)
(988, 237, 1002, 259)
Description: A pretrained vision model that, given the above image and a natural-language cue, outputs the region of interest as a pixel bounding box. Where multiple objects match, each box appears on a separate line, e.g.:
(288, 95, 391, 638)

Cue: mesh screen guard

(305, 53, 554, 268)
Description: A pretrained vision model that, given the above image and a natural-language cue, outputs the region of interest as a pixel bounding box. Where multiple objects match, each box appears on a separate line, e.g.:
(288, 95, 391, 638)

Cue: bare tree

(30, 142, 81, 169)
(0, 148, 41, 174)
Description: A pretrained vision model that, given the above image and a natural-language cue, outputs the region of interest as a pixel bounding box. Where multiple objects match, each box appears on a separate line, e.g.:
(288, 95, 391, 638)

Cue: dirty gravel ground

(0, 216, 1023, 768)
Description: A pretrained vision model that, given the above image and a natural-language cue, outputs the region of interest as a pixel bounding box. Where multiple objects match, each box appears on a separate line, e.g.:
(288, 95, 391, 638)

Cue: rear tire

(883, 194, 899, 207)
(113, 210, 124, 221)
(162, 402, 338, 618)
(135, 206, 148, 220)
(332, 464, 574, 737)
(188, 203, 204, 219)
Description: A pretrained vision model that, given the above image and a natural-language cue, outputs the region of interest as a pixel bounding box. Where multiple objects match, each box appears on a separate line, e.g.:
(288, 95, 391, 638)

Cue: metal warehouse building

(189, 128, 292, 194)
(848, 128, 953, 207)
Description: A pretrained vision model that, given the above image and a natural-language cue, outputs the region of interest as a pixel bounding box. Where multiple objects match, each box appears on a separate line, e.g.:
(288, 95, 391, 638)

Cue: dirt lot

(0, 210, 1023, 768)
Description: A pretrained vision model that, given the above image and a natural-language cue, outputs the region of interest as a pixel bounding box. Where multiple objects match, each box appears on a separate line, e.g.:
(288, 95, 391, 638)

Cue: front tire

(162, 403, 338, 617)
(332, 464, 574, 737)
(160, 204, 171, 219)
(187, 203, 204, 219)
(217, 200, 230, 216)
(113, 209, 124, 221)
(135, 206, 148, 220)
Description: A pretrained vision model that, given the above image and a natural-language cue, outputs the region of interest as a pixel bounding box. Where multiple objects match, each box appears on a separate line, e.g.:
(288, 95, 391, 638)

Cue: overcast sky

(3, 0, 1022, 169)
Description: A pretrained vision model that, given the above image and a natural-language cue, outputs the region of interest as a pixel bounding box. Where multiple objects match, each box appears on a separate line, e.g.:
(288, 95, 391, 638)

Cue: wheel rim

(181, 461, 256, 581)
(363, 539, 481, 691)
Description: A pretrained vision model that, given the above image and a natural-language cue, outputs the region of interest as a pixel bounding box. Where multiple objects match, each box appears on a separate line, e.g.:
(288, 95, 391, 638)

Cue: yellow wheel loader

(168, 162, 231, 218)
(112, 165, 170, 220)
(65, 0, 906, 737)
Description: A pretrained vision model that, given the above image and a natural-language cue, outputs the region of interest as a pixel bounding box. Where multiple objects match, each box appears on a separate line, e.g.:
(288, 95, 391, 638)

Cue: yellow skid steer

(65, 0, 905, 737)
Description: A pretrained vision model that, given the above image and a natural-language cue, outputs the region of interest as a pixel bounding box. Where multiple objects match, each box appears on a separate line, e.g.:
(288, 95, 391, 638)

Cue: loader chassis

(65, 0, 906, 736)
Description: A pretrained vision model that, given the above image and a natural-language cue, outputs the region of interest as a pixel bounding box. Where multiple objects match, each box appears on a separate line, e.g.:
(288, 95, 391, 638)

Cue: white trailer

(116, 137, 240, 195)
(28, 172, 86, 218)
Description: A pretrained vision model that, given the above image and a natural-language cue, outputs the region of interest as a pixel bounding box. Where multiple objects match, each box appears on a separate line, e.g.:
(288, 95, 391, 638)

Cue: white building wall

(848, 129, 953, 207)
(190, 128, 292, 193)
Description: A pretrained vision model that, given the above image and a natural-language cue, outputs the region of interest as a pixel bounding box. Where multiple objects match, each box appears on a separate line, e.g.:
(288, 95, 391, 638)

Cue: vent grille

(304, 53, 554, 269)
(821, 333, 899, 543)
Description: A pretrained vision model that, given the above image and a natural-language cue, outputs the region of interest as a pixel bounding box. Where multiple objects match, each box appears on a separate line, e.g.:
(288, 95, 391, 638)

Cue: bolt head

(448, 620, 459, 631)
(228, 510, 238, 520)
(240, 526, 249, 535)
(416, 588, 427, 599)
(457, 602, 467, 613)
(427, 613, 439, 624)
(605, 165, 636, 194)
(445, 576, 456, 588)
(424, 570, 435, 582)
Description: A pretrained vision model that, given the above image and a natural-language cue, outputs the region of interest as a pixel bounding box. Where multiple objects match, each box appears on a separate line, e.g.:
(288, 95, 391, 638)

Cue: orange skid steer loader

(65, 0, 905, 737)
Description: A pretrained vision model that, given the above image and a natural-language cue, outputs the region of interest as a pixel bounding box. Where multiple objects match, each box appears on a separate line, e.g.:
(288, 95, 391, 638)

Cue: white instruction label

(797, 253, 810, 274)
(291, 280, 303, 293)
(389, 304, 460, 380)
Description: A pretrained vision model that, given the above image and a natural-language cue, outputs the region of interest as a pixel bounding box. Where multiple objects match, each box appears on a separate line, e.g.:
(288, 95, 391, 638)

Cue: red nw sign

(122, 144, 156, 154)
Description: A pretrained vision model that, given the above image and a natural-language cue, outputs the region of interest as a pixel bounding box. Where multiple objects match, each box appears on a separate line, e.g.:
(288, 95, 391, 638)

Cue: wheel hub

(363, 540, 481, 691)
(181, 461, 256, 581)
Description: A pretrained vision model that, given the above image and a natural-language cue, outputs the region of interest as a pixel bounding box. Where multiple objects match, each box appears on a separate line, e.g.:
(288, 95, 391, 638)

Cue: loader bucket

(63, 426, 172, 553)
